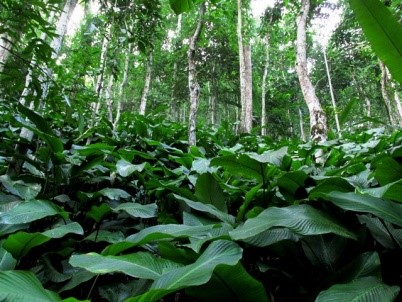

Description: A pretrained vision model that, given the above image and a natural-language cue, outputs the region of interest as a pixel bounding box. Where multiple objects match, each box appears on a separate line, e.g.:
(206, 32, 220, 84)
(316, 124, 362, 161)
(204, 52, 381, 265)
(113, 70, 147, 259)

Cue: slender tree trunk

(113, 45, 131, 131)
(41, 0, 78, 100)
(188, 2, 205, 147)
(379, 60, 395, 126)
(296, 0, 327, 142)
(261, 34, 270, 136)
(237, 0, 253, 133)
(323, 48, 340, 133)
(211, 77, 218, 126)
(299, 107, 306, 141)
(170, 15, 182, 121)
(139, 50, 153, 115)
(0, 34, 12, 73)
(105, 75, 114, 123)
(386, 65, 402, 125)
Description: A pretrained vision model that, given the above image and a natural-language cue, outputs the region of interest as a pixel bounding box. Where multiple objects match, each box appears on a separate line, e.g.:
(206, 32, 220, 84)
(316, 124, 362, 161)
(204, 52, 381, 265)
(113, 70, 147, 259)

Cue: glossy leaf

(113, 203, 157, 218)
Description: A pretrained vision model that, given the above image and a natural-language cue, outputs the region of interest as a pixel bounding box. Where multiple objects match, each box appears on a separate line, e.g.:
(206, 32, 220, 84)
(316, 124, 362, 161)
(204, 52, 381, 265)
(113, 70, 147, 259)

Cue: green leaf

(70, 252, 182, 280)
(17, 102, 53, 135)
(0, 244, 17, 270)
(323, 191, 402, 227)
(277, 171, 309, 201)
(302, 235, 348, 267)
(0, 270, 61, 301)
(173, 194, 235, 224)
(185, 262, 269, 302)
(241, 228, 301, 247)
(335, 252, 382, 283)
(113, 203, 157, 218)
(169, 0, 194, 14)
(102, 224, 218, 255)
(87, 204, 111, 223)
(116, 160, 149, 177)
(373, 157, 402, 186)
(95, 188, 132, 200)
(42, 222, 84, 238)
(211, 154, 264, 183)
(247, 146, 288, 166)
(315, 276, 400, 302)
(230, 204, 357, 241)
(349, 0, 402, 85)
(363, 179, 402, 203)
(0, 200, 68, 224)
(0, 175, 41, 200)
(194, 173, 227, 212)
(128, 240, 242, 302)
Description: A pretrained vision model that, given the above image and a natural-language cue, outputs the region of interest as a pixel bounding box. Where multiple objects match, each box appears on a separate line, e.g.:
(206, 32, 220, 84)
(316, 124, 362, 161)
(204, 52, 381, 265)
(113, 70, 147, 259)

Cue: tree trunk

(113, 45, 131, 131)
(379, 60, 396, 126)
(296, 0, 327, 142)
(323, 48, 340, 133)
(139, 50, 153, 115)
(211, 77, 218, 126)
(261, 34, 270, 136)
(299, 107, 306, 141)
(188, 2, 205, 147)
(237, 0, 253, 133)
(0, 34, 12, 73)
(41, 0, 78, 100)
(170, 15, 182, 121)
(105, 75, 114, 123)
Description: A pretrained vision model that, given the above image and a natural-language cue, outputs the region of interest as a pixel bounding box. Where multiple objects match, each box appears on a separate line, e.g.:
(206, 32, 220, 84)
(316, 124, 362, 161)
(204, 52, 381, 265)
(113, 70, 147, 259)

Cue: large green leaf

(349, 0, 402, 85)
(113, 203, 157, 218)
(0, 244, 17, 270)
(230, 204, 357, 241)
(102, 224, 218, 255)
(324, 191, 402, 227)
(70, 252, 182, 280)
(185, 262, 269, 302)
(116, 160, 149, 177)
(363, 179, 402, 203)
(315, 276, 400, 302)
(169, 0, 195, 14)
(241, 227, 301, 247)
(373, 157, 402, 186)
(3, 223, 83, 259)
(128, 240, 242, 302)
(0, 270, 61, 301)
(173, 194, 235, 224)
(0, 175, 41, 200)
(210, 154, 264, 183)
(0, 200, 68, 224)
(247, 146, 288, 166)
(194, 173, 227, 212)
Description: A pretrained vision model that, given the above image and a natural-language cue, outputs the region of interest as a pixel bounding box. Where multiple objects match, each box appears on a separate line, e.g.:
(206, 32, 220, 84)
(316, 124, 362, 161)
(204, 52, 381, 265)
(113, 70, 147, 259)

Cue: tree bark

(299, 107, 306, 141)
(139, 50, 153, 115)
(379, 60, 396, 126)
(237, 0, 253, 133)
(0, 34, 12, 73)
(188, 2, 205, 147)
(41, 0, 78, 100)
(113, 45, 131, 131)
(261, 34, 270, 136)
(296, 0, 327, 142)
(323, 48, 340, 133)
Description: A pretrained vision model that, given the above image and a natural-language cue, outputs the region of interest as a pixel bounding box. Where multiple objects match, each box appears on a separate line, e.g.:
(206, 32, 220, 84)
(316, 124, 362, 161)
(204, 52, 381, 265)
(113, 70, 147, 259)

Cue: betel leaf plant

(349, 0, 402, 85)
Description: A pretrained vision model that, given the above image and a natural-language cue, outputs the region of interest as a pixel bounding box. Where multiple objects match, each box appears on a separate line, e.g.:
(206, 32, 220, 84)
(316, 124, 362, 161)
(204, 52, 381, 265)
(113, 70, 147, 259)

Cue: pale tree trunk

(237, 0, 253, 133)
(105, 75, 114, 123)
(113, 45, 131, 131)
(139, 50, 153, 115)
(385, 65, 402, 124)
(379, 60, 396, 126)
(211, 77, 218, 126)
(170, 15, 182, 121)
(0, 34, 12, 73)
(323, 48, 340, 133)
(41, 0, 78, 100)
(299, 107, 306, 141)
(188, 2, 205, 147)
(261, 34, 270, 136)
(296, 0, 327, 142)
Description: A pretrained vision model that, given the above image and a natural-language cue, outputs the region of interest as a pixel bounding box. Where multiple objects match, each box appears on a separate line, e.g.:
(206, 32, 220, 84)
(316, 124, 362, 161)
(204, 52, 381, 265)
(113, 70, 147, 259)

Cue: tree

(295, 0, 328, 142)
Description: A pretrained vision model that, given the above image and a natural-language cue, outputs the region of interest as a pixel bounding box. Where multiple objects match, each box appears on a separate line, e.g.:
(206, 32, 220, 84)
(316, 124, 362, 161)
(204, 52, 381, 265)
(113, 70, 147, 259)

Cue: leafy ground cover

(1, 105, 402, 301)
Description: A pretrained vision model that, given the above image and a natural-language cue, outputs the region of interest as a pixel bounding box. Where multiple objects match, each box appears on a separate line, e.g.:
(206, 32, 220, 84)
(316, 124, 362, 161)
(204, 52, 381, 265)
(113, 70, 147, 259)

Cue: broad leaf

(0, 200, 68, 224)
(128, 240, 242, 302)
(174, 194, 235, 224)
(70, 252, 181, 280)
(116, 160, 149, 177)
(185, 262, 269, 302)
(194, 173, 227, 212)
(315, 276, 400, 302)
(0, 175, 41, 200)
(113, 203, 157, 218)
(242, 228, 301, 247)
(324, 191, 402, 227)
(0, 270, 61, 301)
(230, 204, 357, 241)
(349, 0, 402, 85)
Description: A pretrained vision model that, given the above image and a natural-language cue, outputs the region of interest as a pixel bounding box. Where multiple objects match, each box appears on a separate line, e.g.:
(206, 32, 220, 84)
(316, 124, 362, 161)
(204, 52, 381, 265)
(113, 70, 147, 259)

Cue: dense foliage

(1, 107, 402, 301)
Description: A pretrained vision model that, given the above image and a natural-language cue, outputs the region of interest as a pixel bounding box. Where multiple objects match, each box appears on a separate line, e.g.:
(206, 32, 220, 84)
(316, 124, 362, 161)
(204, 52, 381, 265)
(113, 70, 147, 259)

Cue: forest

(1, 0, 402, 301)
